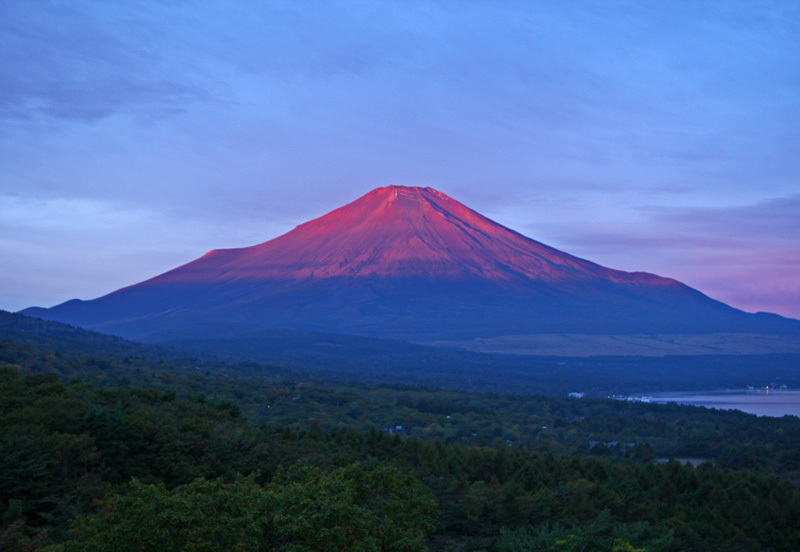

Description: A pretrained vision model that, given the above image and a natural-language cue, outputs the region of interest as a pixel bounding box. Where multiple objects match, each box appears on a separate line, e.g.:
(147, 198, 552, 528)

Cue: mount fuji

(22, 186, 800, 348)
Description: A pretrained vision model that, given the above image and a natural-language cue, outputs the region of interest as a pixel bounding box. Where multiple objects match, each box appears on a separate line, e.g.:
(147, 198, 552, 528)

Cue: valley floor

(425, 332, 800, 357)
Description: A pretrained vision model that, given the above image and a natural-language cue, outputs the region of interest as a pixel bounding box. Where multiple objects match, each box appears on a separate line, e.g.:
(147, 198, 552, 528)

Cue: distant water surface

(650, 390, 800, 417)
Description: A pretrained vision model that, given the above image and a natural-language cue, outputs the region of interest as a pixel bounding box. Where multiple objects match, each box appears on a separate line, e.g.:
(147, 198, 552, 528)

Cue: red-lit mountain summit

(24, 186, 798, 342)
(147, 186, 675, 285)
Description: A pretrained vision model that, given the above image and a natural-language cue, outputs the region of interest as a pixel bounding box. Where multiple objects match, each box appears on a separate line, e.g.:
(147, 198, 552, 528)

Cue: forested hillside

(3, 330, 800, 550)
(3, 334, 800, 476)
(3, 367, 800, 551)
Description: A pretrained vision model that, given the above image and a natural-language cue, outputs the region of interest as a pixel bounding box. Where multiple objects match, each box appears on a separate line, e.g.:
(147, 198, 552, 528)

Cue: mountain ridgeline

(22, 186, 800, 345)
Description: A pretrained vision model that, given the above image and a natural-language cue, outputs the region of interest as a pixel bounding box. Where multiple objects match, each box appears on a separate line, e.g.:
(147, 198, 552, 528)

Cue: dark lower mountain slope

(23, 275, 800, 343)
(21, 186, 800, 344)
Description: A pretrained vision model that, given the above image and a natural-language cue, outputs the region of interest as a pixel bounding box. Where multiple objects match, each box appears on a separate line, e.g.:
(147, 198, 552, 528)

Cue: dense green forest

(3, 366, 800, 551)
(2, 311, 800, 550)
(4, 335, 800, 477)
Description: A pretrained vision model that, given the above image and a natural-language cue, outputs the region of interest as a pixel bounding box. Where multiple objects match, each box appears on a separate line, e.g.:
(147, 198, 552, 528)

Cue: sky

(2, 1, 799, 319)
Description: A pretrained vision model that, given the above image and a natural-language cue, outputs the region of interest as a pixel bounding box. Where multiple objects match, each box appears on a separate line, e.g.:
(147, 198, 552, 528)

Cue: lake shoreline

(648, 389, 800, 418)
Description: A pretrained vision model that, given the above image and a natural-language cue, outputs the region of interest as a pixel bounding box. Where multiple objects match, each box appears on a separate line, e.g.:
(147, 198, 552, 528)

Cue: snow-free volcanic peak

(150, 185, 678, 286)
(22, 186, 800, 343)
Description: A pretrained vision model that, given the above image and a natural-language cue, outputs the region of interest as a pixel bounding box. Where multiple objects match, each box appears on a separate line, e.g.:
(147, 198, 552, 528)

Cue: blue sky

(2, 1, 799, 318)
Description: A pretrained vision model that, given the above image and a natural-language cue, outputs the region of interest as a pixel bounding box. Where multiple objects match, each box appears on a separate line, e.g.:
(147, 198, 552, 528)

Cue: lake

(649, 390, 800, 417)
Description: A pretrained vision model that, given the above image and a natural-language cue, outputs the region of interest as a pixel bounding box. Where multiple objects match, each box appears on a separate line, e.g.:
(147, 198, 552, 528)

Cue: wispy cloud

(655, 196, 800, 245)
(529, 196, 800, 318)
(0, 2, 206, 123)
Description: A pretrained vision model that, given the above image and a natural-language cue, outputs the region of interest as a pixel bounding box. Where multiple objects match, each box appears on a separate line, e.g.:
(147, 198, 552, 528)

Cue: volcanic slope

(23, 186, 800, 343)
